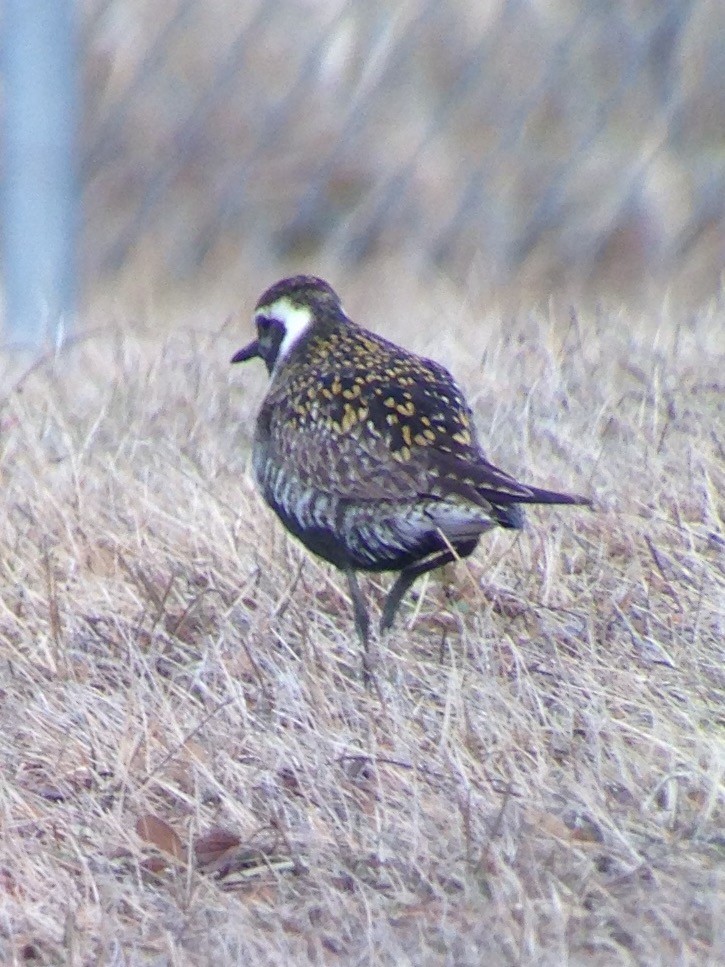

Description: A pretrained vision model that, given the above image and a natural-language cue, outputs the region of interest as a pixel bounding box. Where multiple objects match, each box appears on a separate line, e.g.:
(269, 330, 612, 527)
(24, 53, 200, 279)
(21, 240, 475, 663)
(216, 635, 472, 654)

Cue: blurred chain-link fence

(81, 0, 724, 303)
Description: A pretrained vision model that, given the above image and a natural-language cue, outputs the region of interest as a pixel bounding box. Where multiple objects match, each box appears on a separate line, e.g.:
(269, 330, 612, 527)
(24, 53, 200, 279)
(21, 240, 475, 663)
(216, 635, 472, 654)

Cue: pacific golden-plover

(232, 275, 589, 646)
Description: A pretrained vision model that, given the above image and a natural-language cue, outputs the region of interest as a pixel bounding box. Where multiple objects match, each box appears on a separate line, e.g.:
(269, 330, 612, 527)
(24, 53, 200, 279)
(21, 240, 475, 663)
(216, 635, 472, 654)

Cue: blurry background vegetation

(78, 0, 724, 315)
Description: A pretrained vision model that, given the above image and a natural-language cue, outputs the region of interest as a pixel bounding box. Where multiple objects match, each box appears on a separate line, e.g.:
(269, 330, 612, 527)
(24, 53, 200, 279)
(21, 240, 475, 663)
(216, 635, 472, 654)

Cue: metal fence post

(1, 0, 79, 350)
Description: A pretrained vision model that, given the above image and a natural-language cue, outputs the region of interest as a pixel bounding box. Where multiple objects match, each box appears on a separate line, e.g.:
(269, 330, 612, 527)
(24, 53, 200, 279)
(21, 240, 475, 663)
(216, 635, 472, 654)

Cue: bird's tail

(509, 484, 591, 506)
(431, 449, 592, 528)
(490, 484, 591, 530)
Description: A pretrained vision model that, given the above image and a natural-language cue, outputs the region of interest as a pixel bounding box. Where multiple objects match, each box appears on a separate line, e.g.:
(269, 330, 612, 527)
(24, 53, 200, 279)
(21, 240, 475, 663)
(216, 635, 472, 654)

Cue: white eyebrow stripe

(256, 297, 314, 372)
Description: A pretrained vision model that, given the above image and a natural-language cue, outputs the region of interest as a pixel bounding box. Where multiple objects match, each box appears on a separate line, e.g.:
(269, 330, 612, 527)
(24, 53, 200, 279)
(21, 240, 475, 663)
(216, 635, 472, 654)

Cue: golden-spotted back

(232, 275, 590, 645)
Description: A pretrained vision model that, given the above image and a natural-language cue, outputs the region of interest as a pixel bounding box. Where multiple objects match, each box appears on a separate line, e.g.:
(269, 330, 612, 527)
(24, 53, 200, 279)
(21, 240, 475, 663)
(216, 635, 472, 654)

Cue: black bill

(231, 340, 260, 363)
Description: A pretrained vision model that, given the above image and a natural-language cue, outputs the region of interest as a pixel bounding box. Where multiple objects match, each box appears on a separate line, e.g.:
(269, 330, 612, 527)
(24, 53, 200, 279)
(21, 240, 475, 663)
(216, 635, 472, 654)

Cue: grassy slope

(0, 295, 722, 965)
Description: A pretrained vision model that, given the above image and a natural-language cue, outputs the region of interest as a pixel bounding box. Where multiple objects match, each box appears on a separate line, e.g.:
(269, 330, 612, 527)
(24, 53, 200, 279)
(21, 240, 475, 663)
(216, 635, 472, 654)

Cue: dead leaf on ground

(193, 826, 296, 887)
(194, 826, 242, 874)
(136, 813, 185, 864)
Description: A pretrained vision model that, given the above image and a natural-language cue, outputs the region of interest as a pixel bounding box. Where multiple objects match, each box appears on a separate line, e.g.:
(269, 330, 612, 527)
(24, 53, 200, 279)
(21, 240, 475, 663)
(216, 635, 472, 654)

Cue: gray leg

(380, 540, 479, 632)
(346, 569, 370, 649)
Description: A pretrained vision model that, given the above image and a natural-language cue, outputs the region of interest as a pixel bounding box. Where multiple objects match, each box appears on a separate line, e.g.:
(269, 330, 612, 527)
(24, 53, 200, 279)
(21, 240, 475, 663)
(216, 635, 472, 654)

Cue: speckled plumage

(232, 276, 590, 645)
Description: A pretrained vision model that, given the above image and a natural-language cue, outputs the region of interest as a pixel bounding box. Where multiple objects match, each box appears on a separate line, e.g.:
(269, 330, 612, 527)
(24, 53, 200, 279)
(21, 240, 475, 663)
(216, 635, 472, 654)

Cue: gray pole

(2, 0, 79, 350)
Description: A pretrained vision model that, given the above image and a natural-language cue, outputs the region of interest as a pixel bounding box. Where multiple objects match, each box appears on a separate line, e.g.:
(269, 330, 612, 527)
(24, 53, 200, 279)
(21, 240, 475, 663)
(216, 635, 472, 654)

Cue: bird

(231, 275, 590, 649)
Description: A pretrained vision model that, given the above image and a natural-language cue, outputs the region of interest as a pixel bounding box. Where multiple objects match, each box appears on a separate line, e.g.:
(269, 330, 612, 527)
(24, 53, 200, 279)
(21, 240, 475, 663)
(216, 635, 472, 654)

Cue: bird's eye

(257, 316, 273, 333)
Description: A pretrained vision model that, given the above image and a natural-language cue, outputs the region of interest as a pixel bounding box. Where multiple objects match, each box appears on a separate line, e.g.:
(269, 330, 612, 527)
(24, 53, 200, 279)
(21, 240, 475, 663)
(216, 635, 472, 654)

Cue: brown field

(0, 282, 723, 964)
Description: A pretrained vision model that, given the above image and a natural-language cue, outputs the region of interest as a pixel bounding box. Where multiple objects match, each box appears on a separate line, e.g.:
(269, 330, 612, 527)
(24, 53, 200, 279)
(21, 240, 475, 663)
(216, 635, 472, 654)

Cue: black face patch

(255, 316, 287, 375)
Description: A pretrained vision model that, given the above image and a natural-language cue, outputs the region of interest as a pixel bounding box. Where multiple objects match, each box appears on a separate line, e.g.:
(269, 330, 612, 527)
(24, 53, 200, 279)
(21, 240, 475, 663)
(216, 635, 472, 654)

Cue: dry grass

(0, 287, 723, 965)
